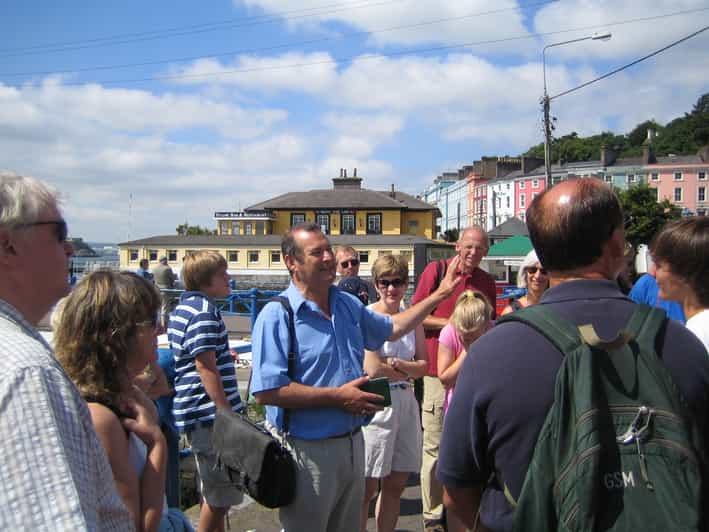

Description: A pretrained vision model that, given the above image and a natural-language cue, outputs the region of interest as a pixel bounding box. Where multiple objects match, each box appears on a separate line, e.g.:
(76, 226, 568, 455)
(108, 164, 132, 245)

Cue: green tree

(616, 184, 681, 249)
(176, 223, 216, 235)
(626, 119, 663, 147)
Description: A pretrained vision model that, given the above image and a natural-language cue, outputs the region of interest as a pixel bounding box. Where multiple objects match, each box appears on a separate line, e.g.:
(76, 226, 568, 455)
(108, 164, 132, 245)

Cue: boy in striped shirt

(167, 250, 243, 531)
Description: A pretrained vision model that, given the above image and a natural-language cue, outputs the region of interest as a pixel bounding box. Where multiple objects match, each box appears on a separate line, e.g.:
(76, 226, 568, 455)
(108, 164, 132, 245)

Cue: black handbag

(212, 296, 297, 508)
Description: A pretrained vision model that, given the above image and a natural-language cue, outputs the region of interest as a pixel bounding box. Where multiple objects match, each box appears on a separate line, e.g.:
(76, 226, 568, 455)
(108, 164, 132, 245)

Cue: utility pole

(541, 32, 611, 189)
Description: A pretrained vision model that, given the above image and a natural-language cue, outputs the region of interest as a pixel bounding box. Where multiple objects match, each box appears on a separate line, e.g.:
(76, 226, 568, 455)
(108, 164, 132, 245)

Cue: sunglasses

(340, 259, 360, 268)
(527, 266, 548, 275)
(377, 278, 406, 288)
(21, 219, 68, 243)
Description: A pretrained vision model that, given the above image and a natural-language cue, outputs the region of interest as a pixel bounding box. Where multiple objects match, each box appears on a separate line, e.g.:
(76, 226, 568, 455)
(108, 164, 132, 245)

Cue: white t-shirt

(686, 309, 709, 354)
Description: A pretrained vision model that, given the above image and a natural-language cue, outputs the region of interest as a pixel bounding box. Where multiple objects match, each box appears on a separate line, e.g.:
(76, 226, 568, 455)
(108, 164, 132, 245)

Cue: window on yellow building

(406, 219, 419, 235)
(228, 251, 239, 262)
(271, 251, 281, 263)
(316, 214, 330, 235)
(148, 249, 158, 261)
(341, 213, 355, 235)
(168, 250, 177, 261)
(367, 213, 382, 235)
(290, 213, 306, 227)
(358, 251, 369, 263)
(129, 249, 139, 261)
(248, 250, 259, 263)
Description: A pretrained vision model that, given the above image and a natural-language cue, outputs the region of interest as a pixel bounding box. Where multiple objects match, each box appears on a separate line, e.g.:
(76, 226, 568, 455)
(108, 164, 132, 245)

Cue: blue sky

(2, 0, 708, 242)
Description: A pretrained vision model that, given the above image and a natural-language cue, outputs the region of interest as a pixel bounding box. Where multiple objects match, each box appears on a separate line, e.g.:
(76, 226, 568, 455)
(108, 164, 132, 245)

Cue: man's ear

(283, 254, 296, 275)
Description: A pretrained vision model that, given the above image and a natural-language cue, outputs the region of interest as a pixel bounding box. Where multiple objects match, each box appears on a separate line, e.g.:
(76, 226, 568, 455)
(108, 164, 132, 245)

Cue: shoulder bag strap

(270, 296, 297, 434)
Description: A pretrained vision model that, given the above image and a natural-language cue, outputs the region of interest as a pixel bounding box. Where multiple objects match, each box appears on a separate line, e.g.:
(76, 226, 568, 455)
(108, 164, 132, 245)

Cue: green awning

(487, 235, 533, 257)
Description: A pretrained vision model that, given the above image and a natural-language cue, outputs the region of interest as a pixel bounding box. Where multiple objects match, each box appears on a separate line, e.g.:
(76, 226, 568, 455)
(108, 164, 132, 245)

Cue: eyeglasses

(377, 278, 406, 288)
(340, 259, 360, 268)
(20, 220, 68, 243)
(527, 266, 548, 275)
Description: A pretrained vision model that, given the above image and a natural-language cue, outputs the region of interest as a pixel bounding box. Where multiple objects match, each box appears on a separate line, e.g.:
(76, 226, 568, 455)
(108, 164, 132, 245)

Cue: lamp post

(542, 32, 611, 187)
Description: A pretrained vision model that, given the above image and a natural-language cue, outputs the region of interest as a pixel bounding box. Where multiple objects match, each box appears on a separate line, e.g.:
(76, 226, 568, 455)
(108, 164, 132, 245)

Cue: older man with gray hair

(0, 172, 133, 530)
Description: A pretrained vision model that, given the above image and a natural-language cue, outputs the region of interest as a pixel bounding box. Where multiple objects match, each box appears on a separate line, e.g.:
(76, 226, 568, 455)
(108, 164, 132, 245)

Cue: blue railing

(161, 287, 282, 334)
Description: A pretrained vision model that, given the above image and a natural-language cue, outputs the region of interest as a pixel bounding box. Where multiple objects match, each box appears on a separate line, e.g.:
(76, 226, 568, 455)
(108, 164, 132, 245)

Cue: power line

(0, 0, 558, 77)
(0, 0, 408, 58)
(47, 8, 709, 87)
(550, 24, 709, 100)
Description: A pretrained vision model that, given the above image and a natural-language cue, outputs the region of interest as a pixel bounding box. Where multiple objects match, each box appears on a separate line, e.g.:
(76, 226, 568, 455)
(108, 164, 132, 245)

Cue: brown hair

(182, 250, 227, 291)
(651, 217, 709, 307)
(372, 254, 409, 283)
(54, 270, 161, 409)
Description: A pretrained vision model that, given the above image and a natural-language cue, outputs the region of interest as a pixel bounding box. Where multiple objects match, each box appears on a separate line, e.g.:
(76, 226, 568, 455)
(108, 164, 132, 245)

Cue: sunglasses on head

(377, 278, 406, 288)
(527, 266, 548, 275)
(340, 259, 360, 268)
(22, 219, 68, 243)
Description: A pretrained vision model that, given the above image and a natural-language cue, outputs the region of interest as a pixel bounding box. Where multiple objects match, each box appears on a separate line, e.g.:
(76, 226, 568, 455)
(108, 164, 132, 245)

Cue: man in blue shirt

(629, 269, 686, 323)
(251, 222, 462, 532)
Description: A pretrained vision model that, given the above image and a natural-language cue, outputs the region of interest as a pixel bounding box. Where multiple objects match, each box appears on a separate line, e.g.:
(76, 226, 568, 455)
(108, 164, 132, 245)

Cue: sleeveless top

(367, 303, 416, 362)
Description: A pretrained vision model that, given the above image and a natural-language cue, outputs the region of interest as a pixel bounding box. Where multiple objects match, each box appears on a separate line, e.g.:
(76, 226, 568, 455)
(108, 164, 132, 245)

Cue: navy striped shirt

(167, 291, 242, 433)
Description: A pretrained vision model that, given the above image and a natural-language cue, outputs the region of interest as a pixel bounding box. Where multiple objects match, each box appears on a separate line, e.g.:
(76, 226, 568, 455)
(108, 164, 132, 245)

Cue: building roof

(488, 217, 528, 237)
(119, 234, 448, 247)
(246, 188, 437, 212)
(486, 235, 533, 257)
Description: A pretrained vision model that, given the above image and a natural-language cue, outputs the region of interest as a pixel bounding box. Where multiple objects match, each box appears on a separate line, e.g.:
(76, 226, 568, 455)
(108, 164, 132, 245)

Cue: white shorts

(362, 384, 422, 478)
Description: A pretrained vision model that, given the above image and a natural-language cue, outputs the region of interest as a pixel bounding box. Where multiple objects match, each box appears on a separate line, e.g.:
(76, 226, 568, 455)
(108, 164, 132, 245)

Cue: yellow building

(119, 171, 451, 285)
(214, 172, 437, 239)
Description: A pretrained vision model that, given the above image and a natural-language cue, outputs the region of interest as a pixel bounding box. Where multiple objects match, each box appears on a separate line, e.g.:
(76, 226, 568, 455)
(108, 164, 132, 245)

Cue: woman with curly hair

(54, 270, 192, 532)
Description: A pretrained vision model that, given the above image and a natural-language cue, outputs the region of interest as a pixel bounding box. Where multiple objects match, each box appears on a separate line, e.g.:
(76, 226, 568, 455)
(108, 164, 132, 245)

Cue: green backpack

(497, 304, 705, 531)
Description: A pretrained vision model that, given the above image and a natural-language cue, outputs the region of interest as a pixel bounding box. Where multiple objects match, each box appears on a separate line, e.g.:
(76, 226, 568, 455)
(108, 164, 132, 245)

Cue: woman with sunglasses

(359, 254, 428, 532)
(54, 270, 192, 532)
(501, 249, 550, 316)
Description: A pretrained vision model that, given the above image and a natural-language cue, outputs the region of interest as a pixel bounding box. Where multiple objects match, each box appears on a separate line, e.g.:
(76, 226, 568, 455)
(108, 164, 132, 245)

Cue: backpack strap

(622, 303, 667, 354)
(496, 304, 584, 355)
(270, 296, 297, 435)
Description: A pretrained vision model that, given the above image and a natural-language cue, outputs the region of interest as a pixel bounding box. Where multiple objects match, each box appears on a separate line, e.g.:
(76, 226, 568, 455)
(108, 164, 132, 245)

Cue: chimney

(390, 184, 395, 198)
(354, 168, 357, 177)
(332, 168, 362, 190)
(600, 145, 617, 167)
(647, 128, 656, 142)
(344, 169, 347, 178)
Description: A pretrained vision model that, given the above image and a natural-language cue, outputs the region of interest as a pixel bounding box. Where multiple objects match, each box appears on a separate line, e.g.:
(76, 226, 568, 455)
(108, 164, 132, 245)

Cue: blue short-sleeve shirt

(250, 282, 393, 439)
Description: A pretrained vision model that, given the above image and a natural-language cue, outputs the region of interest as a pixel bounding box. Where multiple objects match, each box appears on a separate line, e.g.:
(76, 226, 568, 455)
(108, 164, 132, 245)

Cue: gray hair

(0, 172, 60, 229)
(518, 249, 541, 289)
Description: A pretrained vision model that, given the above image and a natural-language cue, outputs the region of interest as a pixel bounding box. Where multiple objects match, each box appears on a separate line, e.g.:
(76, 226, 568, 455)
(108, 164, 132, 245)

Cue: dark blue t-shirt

(437, 280, 709, 532)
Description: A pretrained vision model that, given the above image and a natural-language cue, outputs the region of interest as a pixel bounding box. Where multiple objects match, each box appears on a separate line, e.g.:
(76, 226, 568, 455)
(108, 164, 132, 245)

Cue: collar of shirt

(179, 290, 215, 304)
(285, 281, 339, 316)
(0, 298, 52, 353)
(540, 279, 630, 305)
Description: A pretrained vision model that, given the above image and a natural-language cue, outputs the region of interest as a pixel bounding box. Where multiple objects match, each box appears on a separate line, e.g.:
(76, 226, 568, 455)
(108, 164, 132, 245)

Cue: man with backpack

(437, 178, 709, 531)
(412, 225, 497, 532)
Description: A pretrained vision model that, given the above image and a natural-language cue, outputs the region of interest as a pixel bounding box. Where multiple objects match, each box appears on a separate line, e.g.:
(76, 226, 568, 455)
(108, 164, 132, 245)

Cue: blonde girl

(437, 290, 493, 411)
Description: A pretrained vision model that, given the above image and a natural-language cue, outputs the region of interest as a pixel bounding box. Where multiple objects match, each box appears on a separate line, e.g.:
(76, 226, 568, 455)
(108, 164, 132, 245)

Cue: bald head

(527, 178, 623, 273)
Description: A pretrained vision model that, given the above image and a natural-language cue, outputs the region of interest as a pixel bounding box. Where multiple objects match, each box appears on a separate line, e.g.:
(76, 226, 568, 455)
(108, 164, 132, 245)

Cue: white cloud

(238, 0, 531, 50)
(172, 53, 339, 94)
(534, 0, 709, 61)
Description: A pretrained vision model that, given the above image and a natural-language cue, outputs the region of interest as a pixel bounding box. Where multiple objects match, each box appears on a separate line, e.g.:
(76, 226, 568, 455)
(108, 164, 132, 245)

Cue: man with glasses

(250, 222, 463, 532)
(0, 173, 133, 530)
(336, 245, 378, 305)
(412, 225, 497, 532)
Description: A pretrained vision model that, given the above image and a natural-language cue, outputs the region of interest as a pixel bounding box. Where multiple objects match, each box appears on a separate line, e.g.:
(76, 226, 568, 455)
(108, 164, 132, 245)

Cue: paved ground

(184, 367, 426, 531)
(185, 476, 426, 532)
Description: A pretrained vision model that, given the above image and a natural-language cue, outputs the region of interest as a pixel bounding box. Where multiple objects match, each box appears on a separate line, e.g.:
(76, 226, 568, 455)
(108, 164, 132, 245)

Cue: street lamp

(542, 32, 612, 187)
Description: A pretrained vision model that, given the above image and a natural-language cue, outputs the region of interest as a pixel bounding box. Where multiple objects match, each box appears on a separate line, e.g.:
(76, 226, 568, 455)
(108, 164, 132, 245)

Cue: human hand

(436, 256, 463, 298)
(386, 357, 408, 377)
(121, 396, 164, 448)
(337, 376, 386, 416)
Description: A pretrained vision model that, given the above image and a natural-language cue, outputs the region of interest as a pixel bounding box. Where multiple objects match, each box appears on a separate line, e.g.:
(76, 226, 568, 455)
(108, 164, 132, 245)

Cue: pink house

(514, 176, 546, 221)
(645, 155, 709, 216)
